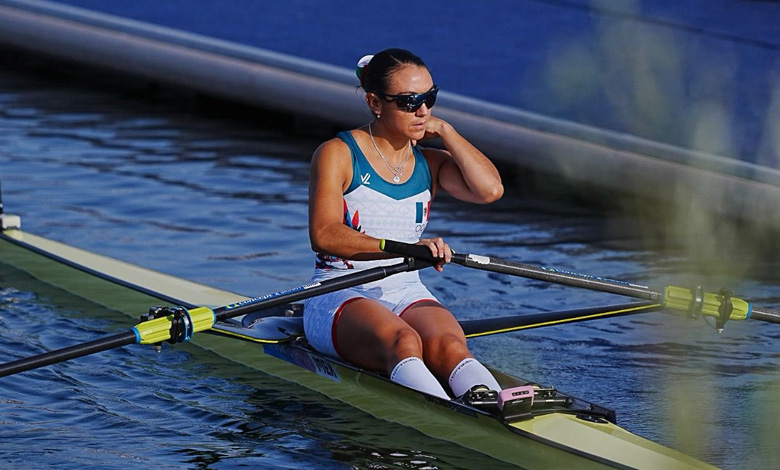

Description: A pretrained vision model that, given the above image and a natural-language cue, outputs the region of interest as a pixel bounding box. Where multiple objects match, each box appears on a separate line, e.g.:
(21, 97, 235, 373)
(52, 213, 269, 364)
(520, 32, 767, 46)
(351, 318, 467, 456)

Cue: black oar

(0, 257, 431, 378)
(381, 239, 780, 330)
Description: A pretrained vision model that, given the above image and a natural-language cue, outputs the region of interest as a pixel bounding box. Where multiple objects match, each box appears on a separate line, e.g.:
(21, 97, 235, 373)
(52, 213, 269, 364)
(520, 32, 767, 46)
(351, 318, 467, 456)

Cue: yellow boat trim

(210, 326, 302, 344)
(465, 303, 663, 338)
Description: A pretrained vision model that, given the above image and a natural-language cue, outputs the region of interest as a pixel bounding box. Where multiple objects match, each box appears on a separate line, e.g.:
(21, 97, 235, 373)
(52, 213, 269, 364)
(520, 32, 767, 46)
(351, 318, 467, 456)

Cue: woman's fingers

(419, 238, 452, 271)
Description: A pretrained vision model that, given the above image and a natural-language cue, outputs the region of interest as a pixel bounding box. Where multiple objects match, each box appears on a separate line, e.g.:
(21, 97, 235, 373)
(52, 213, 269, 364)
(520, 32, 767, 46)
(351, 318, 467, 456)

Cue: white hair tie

(355, 54, 374, 85)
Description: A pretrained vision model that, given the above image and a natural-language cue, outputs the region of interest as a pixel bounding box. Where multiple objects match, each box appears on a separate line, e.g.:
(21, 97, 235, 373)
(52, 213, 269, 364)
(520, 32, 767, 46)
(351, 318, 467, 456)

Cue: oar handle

(380, 239, 441, 264)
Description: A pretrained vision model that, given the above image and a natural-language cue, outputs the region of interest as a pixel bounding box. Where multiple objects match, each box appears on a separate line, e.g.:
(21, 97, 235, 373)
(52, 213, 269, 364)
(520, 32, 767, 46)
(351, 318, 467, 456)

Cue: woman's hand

(417, 117, 504, 205)
(416, 237, 452, 272)
(412, 116, 452, 146)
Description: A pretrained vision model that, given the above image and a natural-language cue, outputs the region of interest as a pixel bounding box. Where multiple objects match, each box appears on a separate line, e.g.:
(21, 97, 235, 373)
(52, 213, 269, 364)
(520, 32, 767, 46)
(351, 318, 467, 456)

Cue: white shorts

(303, 273, 439, 359)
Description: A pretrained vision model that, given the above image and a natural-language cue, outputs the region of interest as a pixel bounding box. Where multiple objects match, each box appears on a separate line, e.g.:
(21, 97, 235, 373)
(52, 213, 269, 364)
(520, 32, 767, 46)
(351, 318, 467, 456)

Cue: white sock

(448, 358, 502, 398)
(390, 357, 450, 400)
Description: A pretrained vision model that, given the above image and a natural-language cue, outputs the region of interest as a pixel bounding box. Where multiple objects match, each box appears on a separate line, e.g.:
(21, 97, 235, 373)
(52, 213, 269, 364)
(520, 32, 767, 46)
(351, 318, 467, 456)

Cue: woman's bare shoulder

(310, 135, 354, 190)
(313, 135, 351, 163)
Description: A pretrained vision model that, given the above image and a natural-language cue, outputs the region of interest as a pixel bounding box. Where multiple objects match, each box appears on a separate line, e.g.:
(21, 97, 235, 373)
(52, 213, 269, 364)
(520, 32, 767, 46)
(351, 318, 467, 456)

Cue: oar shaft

(0, 331, 137, 378)
(214, 259, 424, 322)
(750, 307, 780, 323)
(0, 258, 427, 378)
(453, 253, 662, 301)
(381, 239, 780, 326)
(457, 255, 780, 325)
(381, 239, 661, 300)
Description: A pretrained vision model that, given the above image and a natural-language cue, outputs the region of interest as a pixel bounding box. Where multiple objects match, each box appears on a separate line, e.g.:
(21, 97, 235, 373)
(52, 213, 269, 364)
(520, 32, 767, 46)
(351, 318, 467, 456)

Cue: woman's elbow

(481, 183, 504, 203)
(309, 227, 329, 254)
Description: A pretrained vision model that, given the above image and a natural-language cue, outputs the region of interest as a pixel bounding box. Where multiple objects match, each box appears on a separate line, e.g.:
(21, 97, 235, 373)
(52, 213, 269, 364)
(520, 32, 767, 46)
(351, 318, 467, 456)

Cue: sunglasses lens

(424, 89, 437, 109)
(399, 88, 438, 112)
(381, 86, 438, 112)
(404, 95, 425, 112)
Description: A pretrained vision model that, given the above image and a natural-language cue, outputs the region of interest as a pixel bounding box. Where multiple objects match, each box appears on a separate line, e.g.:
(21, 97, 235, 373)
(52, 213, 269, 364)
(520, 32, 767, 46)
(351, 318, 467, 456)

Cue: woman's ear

(366, 93, 382, 117)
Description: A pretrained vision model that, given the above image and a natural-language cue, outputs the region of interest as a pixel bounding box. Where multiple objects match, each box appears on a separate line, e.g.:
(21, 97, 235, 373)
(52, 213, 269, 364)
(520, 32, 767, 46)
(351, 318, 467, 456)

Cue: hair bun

(355, 54, 374, 87)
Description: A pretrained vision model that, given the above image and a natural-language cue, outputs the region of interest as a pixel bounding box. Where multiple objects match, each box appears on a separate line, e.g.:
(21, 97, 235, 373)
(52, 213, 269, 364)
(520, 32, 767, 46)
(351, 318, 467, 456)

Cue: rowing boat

(0, 216, 724, 469)
(0, 216, 720, 469)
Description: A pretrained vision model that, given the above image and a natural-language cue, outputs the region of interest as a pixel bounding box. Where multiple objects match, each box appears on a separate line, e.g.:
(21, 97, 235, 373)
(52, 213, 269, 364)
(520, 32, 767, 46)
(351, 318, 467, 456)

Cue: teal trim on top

(339, 131, 431, 200)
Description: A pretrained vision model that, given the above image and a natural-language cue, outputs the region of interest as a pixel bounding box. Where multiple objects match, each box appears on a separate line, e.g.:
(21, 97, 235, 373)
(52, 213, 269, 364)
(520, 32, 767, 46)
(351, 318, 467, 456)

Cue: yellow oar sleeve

(133, 307, 216, 344)
(664, 286, 750, 321)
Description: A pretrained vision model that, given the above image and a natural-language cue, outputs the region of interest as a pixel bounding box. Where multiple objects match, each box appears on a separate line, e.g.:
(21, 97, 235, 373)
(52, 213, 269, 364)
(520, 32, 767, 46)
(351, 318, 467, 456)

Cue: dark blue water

(45, 0, 780, 164)
(1, 20, 780, 470)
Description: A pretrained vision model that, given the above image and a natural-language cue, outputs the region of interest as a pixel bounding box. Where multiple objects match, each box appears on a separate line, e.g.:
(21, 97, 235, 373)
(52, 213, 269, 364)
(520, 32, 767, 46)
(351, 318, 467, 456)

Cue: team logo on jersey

(361, 173, 371, 185)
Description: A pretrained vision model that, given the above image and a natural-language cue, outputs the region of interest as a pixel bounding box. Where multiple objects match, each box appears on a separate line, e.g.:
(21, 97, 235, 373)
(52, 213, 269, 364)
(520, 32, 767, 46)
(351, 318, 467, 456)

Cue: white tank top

(312, 130, 432, 280)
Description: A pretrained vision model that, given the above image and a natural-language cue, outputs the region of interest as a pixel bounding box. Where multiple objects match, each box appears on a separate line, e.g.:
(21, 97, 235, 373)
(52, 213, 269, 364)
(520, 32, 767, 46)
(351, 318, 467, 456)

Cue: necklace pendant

(393, 174, 400, 183)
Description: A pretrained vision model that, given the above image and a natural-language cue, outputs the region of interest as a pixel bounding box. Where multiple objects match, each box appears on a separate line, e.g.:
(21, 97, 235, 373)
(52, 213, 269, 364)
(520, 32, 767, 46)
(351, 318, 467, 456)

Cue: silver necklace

(368, 122, 410, 183)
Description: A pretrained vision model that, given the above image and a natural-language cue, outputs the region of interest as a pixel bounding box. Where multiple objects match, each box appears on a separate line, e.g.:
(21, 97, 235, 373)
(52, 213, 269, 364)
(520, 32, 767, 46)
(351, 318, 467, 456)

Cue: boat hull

(0, 228, 718, 469)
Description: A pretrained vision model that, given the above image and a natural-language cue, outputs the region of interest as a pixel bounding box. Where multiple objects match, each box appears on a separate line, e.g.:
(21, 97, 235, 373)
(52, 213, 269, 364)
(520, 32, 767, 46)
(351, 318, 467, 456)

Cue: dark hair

(358, 48, 428, 94)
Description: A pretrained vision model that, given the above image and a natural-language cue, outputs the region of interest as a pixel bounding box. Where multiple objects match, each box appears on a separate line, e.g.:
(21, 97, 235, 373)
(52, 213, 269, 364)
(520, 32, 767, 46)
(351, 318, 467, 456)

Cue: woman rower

(303, 48, 504, 400)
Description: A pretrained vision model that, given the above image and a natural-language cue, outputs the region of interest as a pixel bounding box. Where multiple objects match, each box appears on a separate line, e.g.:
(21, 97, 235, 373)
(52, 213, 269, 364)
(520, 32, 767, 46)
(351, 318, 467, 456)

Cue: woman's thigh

(335, 298, 423, 372)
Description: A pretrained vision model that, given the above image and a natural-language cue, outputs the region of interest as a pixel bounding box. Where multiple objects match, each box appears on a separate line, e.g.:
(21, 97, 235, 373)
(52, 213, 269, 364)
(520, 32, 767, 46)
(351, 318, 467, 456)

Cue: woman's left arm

(422, 117, 504, 204)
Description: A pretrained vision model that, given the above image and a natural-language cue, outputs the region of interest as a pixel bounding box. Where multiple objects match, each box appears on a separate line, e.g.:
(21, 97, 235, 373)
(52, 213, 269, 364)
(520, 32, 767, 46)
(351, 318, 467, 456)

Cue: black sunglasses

(376, 85, 439, 112)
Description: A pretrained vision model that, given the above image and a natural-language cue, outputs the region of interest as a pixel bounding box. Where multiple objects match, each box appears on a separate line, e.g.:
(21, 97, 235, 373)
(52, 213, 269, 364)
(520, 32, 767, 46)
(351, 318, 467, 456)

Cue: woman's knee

(423, 332, 470, 367)
(390, 327, 424, 358)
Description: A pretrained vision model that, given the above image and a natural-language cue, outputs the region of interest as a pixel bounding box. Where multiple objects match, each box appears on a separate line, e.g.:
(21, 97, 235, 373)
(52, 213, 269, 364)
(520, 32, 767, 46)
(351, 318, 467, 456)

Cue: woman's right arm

(308, 139, 387, 261)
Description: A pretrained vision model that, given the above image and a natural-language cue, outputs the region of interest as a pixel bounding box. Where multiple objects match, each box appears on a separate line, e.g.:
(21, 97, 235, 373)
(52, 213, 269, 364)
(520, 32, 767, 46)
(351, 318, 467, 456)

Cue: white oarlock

(0, 179, 19, 230)
(1, 213, 20, 230)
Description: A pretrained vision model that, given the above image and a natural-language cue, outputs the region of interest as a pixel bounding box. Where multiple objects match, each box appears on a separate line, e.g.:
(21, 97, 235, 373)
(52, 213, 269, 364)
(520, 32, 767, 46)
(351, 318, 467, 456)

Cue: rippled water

(1, 54, 779, 469)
